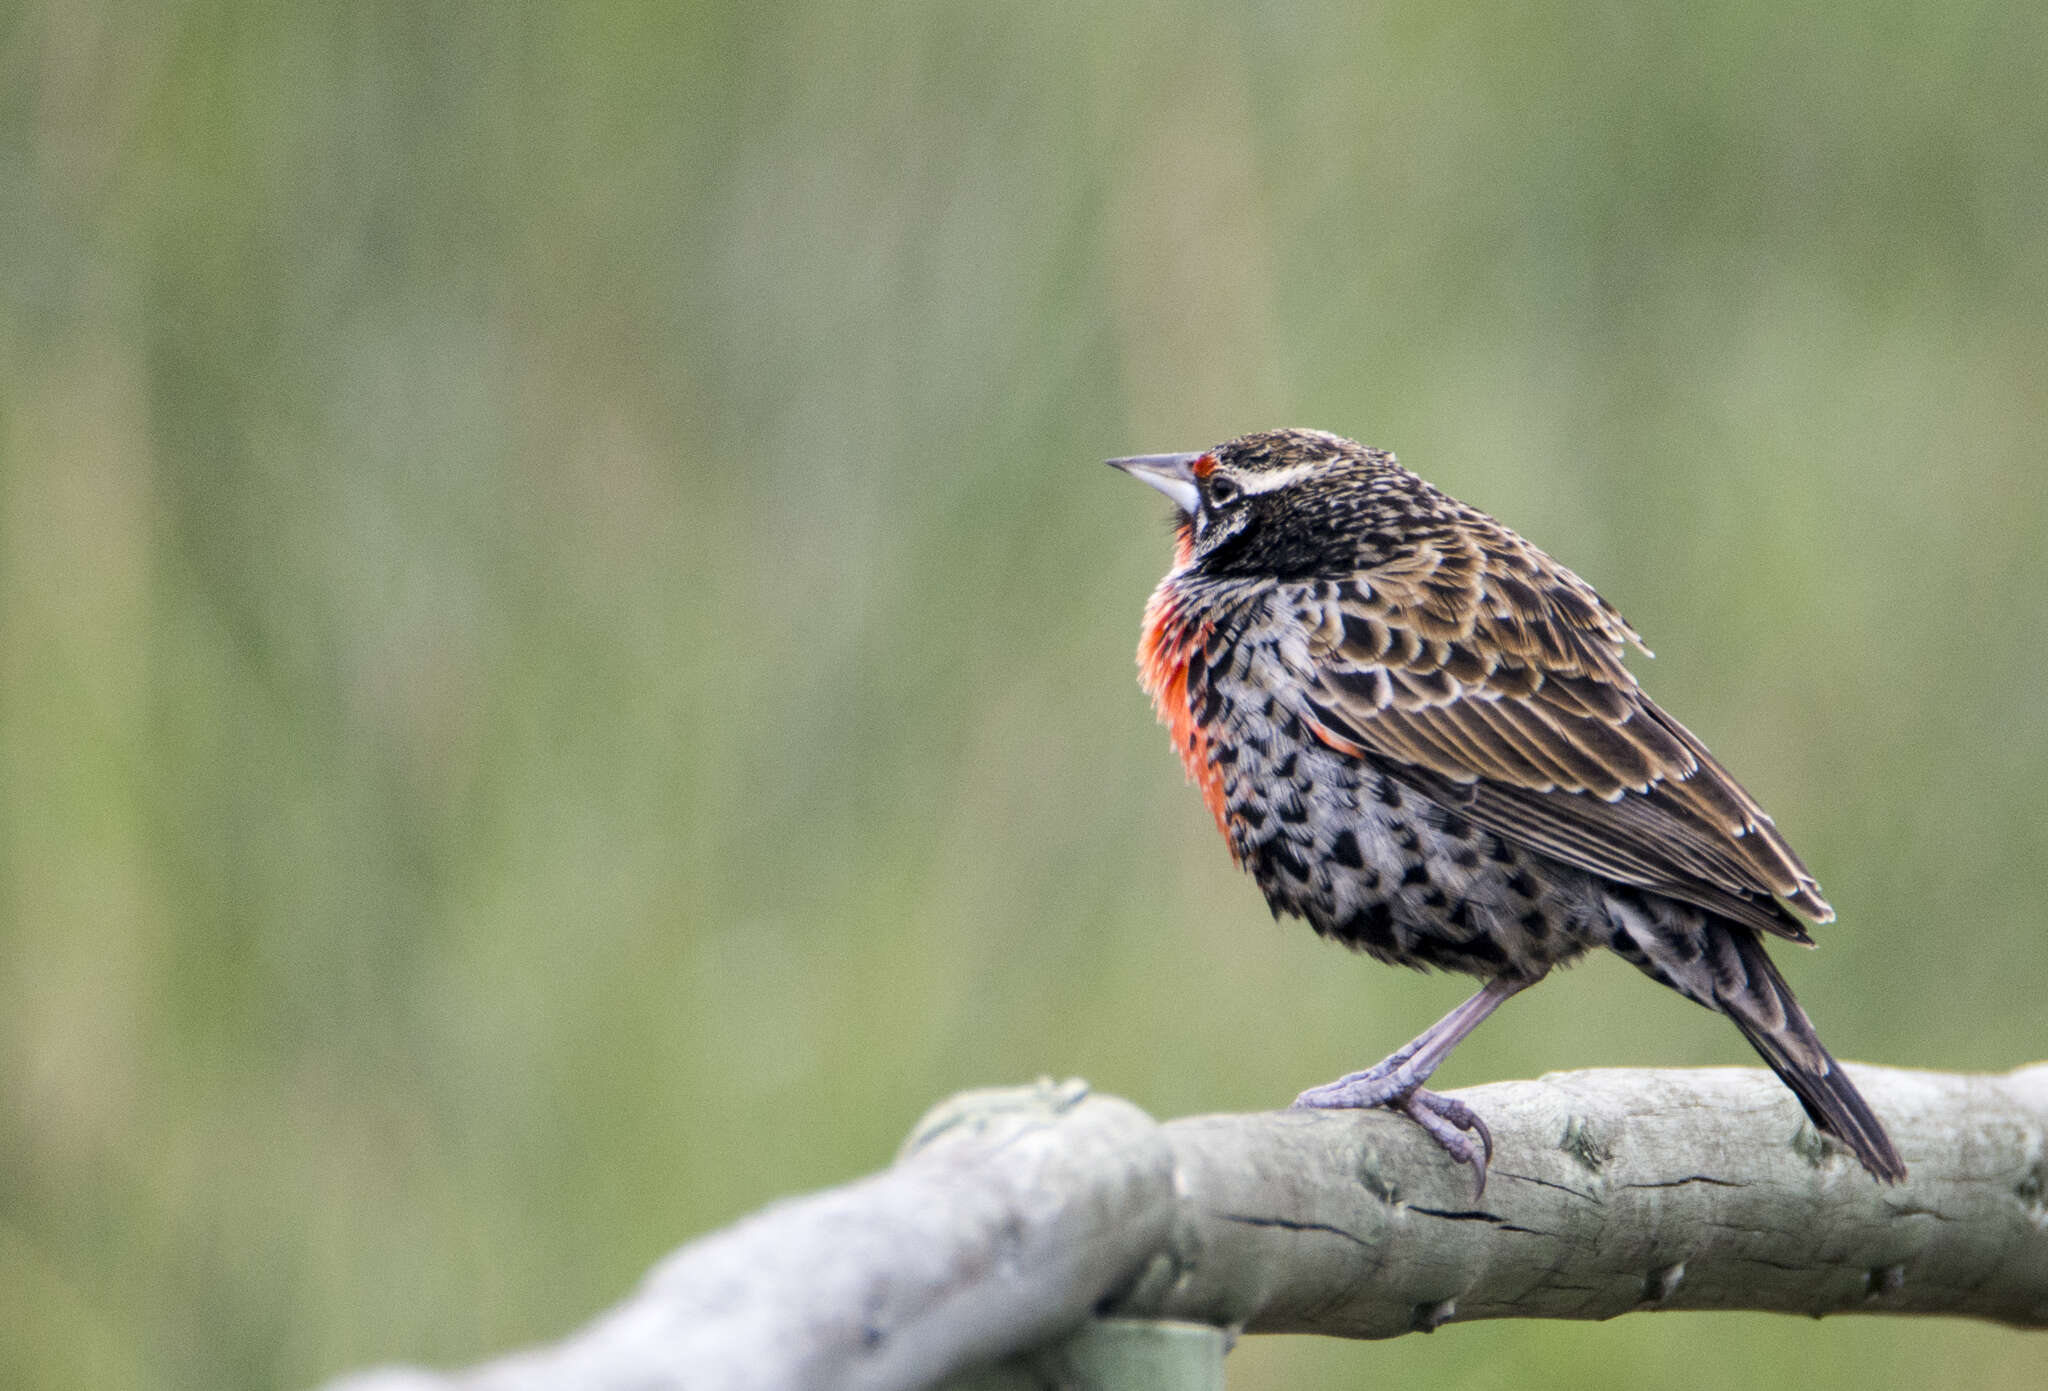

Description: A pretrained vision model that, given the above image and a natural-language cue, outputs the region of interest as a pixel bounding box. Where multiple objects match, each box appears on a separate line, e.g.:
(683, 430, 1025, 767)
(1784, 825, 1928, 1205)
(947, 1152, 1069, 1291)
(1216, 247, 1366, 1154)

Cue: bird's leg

(1292, 974, 1535, 1105)
(1291, 974, 1541, 1194)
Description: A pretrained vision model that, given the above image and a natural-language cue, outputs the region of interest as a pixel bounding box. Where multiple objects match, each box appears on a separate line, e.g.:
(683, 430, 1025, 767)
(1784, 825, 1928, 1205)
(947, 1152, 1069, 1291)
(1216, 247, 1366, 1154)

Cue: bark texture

(323, 1065, 2048, 1391)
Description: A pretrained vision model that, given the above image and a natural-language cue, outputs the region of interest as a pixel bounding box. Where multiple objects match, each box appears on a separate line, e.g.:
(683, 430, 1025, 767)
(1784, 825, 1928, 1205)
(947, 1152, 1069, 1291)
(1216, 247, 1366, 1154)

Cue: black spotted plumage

(1114, 428, 1903, 1188)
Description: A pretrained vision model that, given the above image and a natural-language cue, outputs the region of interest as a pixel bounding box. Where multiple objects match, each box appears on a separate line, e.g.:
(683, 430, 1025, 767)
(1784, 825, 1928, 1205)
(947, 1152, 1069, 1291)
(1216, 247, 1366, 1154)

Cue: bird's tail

(1712, 924, 1905, 1183)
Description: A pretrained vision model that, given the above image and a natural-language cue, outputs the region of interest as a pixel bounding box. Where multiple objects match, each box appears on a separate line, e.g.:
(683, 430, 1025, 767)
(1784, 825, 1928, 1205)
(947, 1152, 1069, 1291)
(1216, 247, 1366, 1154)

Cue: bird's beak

(1106, 452, 1203, 516)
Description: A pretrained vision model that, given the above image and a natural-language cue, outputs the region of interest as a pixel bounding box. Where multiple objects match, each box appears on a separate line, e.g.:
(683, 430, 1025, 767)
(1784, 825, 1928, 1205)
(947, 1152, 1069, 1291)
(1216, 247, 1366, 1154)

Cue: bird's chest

(1197, 632, 1597, 978)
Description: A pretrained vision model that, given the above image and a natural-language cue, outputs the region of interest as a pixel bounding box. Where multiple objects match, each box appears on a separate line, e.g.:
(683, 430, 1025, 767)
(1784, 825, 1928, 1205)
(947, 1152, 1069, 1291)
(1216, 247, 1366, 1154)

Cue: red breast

(1138, 530, 1230, 840)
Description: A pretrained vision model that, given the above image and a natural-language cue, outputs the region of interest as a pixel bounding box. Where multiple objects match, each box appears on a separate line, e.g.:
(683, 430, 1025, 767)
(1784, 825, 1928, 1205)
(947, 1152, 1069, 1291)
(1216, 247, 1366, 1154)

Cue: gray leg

(1291, 974, 1540, 1195)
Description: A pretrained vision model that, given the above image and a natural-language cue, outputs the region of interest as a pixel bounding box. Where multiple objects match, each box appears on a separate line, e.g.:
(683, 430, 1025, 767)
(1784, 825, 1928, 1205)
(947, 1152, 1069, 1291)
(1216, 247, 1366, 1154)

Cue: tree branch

(323, 1065, 2048, 1391)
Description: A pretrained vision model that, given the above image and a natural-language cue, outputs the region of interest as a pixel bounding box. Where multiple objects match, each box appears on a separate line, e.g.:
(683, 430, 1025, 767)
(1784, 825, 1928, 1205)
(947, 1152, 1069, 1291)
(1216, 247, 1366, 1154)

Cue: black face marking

(1190, 431, 1430, 580)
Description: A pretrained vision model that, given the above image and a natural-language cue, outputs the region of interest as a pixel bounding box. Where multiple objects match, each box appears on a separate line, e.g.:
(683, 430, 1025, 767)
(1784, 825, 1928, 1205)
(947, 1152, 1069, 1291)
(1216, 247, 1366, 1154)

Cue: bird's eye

(1205, 476, 1240, 507)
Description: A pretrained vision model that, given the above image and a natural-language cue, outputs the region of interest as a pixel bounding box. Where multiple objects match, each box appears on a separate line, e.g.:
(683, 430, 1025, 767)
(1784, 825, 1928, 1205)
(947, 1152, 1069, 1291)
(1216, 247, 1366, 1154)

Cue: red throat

(1137, 528, 1229, 841)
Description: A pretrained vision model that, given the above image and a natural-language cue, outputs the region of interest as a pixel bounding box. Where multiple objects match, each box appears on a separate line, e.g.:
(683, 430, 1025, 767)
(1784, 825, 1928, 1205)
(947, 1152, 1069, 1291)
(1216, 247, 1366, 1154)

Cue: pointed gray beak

(1106, 451, 1203, 516)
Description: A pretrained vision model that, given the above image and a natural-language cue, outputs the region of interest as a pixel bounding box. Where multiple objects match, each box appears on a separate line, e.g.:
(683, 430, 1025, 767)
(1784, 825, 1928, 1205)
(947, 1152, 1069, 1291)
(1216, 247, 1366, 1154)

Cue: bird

(1109, 427, 1903, 1193)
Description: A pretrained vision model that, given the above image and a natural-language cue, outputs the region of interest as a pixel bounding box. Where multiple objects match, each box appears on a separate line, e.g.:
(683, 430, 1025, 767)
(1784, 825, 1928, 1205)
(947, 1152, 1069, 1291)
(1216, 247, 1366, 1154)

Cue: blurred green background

(4, 2, 2046, 1387)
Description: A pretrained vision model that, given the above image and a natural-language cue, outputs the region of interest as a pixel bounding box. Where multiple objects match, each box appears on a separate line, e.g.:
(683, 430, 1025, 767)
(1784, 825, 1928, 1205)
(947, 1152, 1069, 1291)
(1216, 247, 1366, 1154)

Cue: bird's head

(1109, 428, 1424, 578)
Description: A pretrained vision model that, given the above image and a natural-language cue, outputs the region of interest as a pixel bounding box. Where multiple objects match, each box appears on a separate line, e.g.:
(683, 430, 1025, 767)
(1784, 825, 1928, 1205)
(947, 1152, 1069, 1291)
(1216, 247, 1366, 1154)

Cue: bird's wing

(1289, 523, 1831, 940)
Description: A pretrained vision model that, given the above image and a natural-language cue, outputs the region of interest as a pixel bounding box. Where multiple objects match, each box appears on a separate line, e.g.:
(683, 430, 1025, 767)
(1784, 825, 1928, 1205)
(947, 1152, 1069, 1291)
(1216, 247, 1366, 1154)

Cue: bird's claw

(1290, 1068, 1403, 1111)
(1401, 1088, 1494, 1197)
(1296, 1077, 1495, 1197)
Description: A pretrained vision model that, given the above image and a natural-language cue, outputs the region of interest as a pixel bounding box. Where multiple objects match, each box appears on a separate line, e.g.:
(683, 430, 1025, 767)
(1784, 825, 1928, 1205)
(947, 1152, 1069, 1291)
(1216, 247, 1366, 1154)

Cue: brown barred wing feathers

(1298, 526, 1831, 941)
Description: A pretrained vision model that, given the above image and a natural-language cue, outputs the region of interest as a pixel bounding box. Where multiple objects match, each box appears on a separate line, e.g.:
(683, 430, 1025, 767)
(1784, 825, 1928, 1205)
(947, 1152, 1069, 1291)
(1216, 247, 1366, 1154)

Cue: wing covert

(1292, 546, 1831, 938)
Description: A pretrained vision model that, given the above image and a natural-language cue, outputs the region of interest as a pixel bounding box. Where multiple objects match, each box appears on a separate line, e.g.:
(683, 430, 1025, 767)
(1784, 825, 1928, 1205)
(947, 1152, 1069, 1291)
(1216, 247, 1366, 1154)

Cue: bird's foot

(1398, 1088, 1494, 1197)
(1292, 1071, 1494, 1198)
(1287, 1047, 1423, 1110)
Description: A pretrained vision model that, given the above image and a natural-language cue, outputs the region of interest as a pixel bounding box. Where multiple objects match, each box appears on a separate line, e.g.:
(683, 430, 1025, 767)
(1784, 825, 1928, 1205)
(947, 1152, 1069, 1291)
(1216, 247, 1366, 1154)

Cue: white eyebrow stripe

(1234, 461, 1323, 494)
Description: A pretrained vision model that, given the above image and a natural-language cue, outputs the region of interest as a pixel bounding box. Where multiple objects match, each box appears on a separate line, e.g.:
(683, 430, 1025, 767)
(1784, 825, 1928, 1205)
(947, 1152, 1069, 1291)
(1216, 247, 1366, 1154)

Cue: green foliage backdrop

(4, 3, 2045, 1387)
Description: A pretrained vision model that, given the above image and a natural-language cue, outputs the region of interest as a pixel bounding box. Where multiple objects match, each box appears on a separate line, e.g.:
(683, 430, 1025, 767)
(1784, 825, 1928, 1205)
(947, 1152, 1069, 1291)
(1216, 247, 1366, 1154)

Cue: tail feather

(1716, 926, 1905, 1183)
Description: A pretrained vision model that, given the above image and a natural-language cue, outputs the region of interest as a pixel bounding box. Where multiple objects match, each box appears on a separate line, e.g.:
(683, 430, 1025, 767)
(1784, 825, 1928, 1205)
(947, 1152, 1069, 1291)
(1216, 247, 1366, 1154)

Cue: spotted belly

(1208, 696, 1606, 980)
